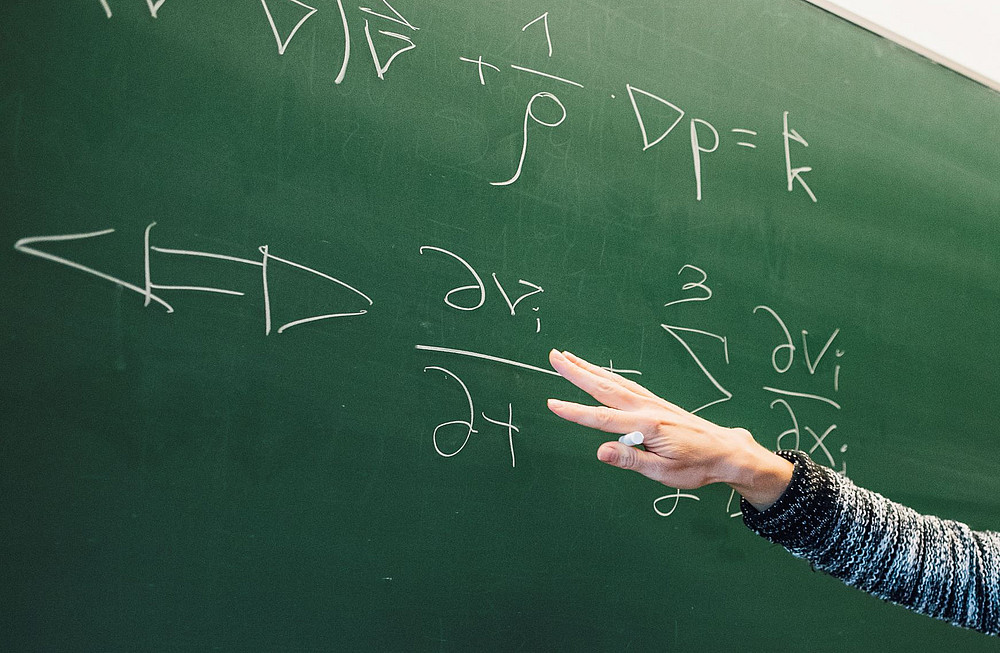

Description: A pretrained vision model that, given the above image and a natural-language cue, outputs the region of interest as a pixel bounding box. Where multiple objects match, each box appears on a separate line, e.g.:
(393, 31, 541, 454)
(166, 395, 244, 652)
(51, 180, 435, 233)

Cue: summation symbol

(649, 264, 732, 518)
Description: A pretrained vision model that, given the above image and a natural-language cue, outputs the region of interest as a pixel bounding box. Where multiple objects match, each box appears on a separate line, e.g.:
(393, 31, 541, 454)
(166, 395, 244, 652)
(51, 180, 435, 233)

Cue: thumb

(597, 441, 660, 479)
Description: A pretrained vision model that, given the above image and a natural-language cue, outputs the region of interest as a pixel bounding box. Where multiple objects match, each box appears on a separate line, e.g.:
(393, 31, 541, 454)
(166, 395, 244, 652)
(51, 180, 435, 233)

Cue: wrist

(723, 435, 794, 511)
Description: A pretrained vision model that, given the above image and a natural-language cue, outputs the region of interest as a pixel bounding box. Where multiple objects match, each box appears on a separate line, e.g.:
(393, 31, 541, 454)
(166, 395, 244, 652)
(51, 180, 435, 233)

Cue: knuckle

(594, 406, 616, 427)
(617, 448, 637, 470)
(595, 380, 617, 396)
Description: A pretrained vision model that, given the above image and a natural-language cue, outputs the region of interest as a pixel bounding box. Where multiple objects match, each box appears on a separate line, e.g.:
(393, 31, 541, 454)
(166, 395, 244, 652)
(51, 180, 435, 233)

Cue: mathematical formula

(30, 2, 838, 518)
(14, 225, 847, 519)
(97, 0, 820, 203)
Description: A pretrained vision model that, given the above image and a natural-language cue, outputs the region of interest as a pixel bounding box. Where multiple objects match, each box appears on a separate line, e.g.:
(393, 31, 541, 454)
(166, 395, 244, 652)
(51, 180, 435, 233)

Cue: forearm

(743, 450, 1000, 636)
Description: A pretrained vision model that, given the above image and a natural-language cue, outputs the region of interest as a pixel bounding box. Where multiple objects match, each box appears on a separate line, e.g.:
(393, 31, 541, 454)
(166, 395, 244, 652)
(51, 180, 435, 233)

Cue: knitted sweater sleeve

(741, 450, 1000, 636)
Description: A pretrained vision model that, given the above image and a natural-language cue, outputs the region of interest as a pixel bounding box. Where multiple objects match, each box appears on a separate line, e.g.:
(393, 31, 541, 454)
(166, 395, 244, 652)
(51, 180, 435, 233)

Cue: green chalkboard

(2, 1, 998, 650)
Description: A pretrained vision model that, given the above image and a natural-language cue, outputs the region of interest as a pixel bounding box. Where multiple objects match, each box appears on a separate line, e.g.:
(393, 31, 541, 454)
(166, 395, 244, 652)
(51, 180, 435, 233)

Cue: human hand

(547, 349, 793, 510)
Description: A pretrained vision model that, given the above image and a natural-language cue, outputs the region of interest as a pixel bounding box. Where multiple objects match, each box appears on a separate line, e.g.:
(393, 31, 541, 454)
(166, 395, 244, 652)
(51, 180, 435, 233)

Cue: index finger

(546, 398, 655, 435)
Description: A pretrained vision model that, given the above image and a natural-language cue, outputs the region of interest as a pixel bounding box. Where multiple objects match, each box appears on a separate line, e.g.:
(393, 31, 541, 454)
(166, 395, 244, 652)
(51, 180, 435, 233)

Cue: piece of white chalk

(618, 431, 644, 446)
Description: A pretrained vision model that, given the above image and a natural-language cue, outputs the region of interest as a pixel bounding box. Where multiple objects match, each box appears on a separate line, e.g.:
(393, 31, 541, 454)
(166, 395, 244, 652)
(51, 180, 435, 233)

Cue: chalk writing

(99, 3, 824, 201)
(424, 365, 477, 458)
(628, 86, 820, 202)
(755, 306, 842, 389)
(661, 324, 732, 414)
(96, 2, 166, 22)
(261, 0, 318, 55)
(732, 128, 758, 149)
(509, 65, 584, 89)
(653, 488, 701, 518)
(363, 1, 419, 81)
(415, 346, 641, 379)
(26, 5, 847, 525)
(256, 0, 417, 83)
(649, 264, 729, 516)
(416, 345, 560, 377)
(661, 265, 731, 415)
(147, 0, 166, 18)
(664, 264, 713, 308)
(13, 224, 851, 513)
(627, 84, 685, 151)
(418, 246, 485, 311)
(756, 305, 846, 474)
(459, 56, 500, 86)
(768, 394, 843, 471)
(15, 225, 373, 335)
(16, 229, 174, 312)
(419, 245, 545, 333)
(481, 404, 521, 468)
(458, 12, 585, 186)
(783, 111, 818, 202)
(522, 12, 553, 58)
(492, 92, 567, 187)
(424, 365, 522, 467)
(753, 305, 795, 373)
(690, 119, 720, 202)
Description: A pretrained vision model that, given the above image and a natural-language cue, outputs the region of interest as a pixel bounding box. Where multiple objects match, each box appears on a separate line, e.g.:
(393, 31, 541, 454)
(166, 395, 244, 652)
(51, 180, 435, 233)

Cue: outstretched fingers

(560, 350, 662, 401)
(548, 349, 648, 410)
(547, 398, 652, 435)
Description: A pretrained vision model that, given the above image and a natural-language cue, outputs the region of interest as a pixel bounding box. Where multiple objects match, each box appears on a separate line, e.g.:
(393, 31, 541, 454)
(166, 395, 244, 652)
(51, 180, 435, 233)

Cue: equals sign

(731, 128, 757, 148)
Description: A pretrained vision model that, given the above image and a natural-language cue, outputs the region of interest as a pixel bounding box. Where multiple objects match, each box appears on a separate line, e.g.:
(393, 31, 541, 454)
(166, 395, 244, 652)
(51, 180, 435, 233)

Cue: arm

(548, 349, 1000, 636)
(744, 450, 1000, 636)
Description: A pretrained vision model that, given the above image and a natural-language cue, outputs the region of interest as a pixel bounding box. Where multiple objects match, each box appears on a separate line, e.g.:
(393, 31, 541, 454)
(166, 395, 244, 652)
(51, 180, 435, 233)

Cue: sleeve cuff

(741, 450, 841, 551)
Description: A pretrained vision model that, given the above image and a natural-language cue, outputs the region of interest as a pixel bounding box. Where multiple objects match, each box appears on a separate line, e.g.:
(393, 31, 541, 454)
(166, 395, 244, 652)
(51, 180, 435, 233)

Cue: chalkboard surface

(2, 1, 998, 650)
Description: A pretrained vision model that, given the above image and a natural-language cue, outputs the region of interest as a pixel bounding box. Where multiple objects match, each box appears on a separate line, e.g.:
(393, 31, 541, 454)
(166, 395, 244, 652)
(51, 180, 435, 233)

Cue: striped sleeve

(741, 449, 1000, 636)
